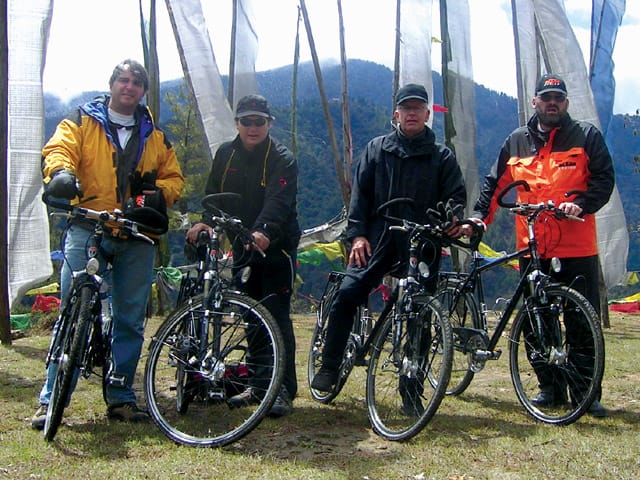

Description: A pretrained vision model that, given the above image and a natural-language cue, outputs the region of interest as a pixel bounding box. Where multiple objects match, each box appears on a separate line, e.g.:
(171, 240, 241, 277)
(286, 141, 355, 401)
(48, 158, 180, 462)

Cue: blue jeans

(39, 224, 155, 406)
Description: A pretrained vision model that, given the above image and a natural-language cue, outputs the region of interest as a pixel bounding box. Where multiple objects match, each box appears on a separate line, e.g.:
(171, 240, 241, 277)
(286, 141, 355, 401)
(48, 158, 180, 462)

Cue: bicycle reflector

(551, 257, 562, 273)
(86, 257, 100, 275)
(419, 262, 430, 279)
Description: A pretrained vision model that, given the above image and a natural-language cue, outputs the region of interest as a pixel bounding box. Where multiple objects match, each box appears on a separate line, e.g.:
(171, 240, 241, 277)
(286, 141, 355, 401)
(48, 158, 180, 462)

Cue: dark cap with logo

(395, 83, 429, 105)
(235, 94, 274, 119)
(535, 74, 568, 96)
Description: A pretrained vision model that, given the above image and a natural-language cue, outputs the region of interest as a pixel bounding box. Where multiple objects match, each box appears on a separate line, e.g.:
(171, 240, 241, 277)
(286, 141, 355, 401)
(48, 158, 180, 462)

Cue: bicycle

(144, 193, 285, 447)
(434, 179, 605, 425)
(41, 193, 163, 441)
(308, 198, 453, 441)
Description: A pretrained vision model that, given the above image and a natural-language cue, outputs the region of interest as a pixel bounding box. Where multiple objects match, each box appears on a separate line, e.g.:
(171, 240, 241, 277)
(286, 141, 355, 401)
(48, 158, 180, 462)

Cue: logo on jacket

(279, 178, 287, 186)
(558, 161, 576, 170)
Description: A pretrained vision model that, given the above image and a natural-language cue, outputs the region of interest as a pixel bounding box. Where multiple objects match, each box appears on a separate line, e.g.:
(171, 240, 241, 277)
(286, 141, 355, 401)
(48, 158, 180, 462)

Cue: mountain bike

(41, 193, 163, 441)
(308, 198, 453, 441)
(434, 180, 605, 425)
(144, 193, 285, 448)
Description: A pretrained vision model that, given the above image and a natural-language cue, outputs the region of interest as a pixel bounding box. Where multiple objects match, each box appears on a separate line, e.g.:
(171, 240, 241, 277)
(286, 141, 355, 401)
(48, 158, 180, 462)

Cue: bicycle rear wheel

(308, 272, 352, 403)
(144, 291, 285, 447)
(366, 295, 452, 441)
(433, 279, 481, 395)
(44, 286, 94, 441)
(509, 285, 604, 425)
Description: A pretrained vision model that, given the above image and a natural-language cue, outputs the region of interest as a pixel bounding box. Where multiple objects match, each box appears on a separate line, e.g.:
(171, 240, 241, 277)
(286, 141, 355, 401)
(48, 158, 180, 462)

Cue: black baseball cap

(395, 83, 429, 105)
(235, 94, 274, 119)
(535, 74, 567, 96)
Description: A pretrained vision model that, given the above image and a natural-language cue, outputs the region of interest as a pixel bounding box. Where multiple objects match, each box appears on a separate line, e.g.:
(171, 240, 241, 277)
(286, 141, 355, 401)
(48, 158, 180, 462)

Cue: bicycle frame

(443, 245, 547, 354)
(436, 179, 604, 425)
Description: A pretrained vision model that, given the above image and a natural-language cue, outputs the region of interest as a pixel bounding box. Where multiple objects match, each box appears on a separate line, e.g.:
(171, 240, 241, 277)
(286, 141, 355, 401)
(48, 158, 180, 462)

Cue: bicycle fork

(525, 272, 567, 366)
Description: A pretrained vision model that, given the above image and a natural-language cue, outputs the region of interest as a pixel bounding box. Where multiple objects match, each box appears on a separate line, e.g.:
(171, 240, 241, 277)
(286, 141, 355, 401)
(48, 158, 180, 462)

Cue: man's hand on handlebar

(460, 218, 487, 238)
(557, 202, 583, 217)
(444, 216, 465, 239)
(186, 222, 213, 244)
(249, 231, 270, 252)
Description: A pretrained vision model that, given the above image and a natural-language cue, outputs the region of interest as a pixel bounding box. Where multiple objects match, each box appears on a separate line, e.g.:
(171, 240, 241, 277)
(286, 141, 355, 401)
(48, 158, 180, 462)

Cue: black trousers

(236, 249, 298, 399)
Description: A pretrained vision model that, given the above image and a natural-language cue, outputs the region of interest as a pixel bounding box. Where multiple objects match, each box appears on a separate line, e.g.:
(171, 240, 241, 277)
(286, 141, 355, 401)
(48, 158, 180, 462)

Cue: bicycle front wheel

(366, 295, 452, 441)
(144, 292, 285, 447)
(509, 285, 604, 425)
(44, 286, 94, 441)
(433, 279, 481, 395)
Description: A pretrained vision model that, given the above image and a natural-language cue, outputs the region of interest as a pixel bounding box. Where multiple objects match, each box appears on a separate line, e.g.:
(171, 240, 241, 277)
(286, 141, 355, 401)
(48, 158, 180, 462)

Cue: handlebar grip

(497, 180, 530, 208)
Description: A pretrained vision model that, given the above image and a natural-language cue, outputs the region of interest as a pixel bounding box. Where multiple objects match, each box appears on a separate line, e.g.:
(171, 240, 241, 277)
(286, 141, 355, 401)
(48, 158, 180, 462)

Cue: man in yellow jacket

(32, 59, 184, 429)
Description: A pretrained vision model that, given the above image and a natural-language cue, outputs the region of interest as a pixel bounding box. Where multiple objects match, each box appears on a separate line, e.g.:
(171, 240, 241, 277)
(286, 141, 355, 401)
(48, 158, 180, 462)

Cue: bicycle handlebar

(42, 192, 159, 244)
(201, 193, 266, 257)
(495, 180, 585, 223)
(376, 198, 481, 250)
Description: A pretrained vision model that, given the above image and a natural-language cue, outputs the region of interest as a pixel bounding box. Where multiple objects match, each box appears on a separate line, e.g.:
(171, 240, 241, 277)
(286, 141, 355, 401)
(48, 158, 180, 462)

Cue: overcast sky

(42, 0, 639, 115)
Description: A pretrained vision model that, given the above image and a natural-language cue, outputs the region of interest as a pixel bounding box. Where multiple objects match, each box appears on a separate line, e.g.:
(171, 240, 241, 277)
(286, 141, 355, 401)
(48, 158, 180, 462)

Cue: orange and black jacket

(472, 113, 614, 258)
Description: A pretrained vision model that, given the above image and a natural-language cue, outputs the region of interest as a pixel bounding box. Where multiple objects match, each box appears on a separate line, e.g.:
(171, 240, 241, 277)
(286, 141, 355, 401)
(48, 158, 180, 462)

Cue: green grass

(1, 312, 639, 479)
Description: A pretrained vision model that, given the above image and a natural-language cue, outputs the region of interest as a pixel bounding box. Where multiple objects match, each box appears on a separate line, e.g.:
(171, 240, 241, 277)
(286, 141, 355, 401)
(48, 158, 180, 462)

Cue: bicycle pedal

(475, 349, 501, 360)
(107, 374, 127, 387)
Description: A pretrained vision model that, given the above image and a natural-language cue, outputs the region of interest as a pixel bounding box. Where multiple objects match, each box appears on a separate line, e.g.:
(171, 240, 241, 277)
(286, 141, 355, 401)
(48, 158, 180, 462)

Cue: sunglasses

(538, 93, 567, 102)
(238, 117, 268, 127)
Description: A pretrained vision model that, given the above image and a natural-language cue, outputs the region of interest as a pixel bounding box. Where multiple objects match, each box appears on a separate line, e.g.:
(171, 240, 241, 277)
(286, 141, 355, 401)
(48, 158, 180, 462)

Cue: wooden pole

(299, 0, 350, 209)
(0, 0, 12, 345)
(337, 0, 352, 201)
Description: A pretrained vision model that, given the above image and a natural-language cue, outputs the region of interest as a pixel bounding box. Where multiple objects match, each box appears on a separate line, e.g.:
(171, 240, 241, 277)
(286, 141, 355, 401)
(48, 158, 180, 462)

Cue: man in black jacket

(187, 94, 300, 417)
(310, 84, 466, 411)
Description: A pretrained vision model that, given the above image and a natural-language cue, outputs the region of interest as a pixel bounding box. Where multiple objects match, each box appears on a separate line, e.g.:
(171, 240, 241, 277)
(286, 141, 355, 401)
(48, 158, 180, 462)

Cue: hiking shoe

(587, 400, 607, 418)
(310, 367, 338, 392)
(268, 389, 293, 418)
(31, 404, 48, 430)
(531, 391, 567, 407)
(228, 387, 261, 409)
(107, 403, 149, 423)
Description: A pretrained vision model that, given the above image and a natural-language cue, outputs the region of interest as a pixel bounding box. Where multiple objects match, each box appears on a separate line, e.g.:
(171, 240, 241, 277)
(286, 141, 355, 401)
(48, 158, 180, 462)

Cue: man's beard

(537, 110, 568, 128)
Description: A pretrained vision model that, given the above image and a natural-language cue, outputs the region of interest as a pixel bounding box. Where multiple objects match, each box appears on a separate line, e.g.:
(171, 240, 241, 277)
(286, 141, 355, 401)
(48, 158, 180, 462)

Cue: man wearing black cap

(187, 94, 300, 418)
(465, 73, 614, 417)
(310, 83, 467, 413)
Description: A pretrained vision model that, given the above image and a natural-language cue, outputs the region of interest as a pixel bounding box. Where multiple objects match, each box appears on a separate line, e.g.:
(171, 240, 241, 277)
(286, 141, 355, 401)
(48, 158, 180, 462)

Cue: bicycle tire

(366, 295, 452, 441)
(144, 291, 285, 447)
(308, 272, 351, 403)
(100, 318, 113, 405)
(44, 286, 94, 441)
(433, 279, 481, 395)
(509, 285, 604, 425)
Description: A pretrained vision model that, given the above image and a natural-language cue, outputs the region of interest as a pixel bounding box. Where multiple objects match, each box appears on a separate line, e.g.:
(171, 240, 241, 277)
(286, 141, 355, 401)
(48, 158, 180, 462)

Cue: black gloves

(46, 170, 81, 199)
(129, 170, 158, 195)
(427, 199, 464, 230)
(125, 170, 169, 234)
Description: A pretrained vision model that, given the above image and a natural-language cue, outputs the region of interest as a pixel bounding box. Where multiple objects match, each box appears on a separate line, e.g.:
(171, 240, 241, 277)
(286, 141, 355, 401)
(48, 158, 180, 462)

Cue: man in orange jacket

(467, 73, 614, 417)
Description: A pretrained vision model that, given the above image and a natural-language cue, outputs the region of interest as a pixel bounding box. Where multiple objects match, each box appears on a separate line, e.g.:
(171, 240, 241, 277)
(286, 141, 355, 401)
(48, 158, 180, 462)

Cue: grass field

(1, 311, 639, 479)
